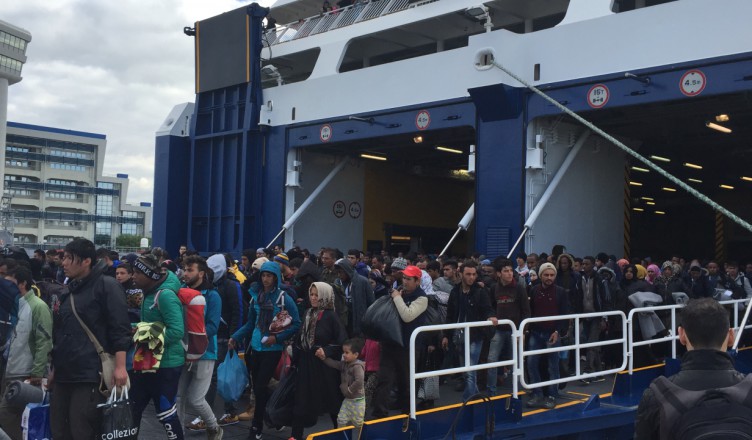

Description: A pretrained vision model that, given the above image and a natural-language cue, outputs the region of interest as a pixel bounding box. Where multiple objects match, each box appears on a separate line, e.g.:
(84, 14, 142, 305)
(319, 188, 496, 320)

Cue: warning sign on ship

(679, 70, 706, 97)
(587, 84, 610, 109)
(349, 202, 362, 219)
(320, 124, 333, 142)
(333, 200, 345, 218)
(415, 110, 431, 130)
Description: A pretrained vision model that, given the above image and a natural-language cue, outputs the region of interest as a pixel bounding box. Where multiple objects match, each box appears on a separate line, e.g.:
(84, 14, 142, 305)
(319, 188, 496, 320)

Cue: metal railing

(518, 311, 628, 392)
(409, 319, 517, 418)
(265, 0, 437, 47)
(407, 300, 752, 419)
(626, 299, 752, 373)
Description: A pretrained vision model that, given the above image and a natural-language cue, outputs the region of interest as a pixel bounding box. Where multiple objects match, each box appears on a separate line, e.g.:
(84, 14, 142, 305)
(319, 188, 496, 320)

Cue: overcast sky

(5, 0, 275, 205)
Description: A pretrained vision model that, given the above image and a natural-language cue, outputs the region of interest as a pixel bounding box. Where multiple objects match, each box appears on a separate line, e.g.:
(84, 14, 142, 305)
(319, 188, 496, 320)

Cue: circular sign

(320, 124, 333, 142)
(679, 69, 707, 96)
(415, 110, 431, 130)
(348, 202, 362, 219)
(333, 200, 345, 218)
(587, 84, 610, 109)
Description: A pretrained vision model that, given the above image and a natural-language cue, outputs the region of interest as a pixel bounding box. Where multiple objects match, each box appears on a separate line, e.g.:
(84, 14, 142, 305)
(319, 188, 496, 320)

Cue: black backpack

(651, 374, 752, 440)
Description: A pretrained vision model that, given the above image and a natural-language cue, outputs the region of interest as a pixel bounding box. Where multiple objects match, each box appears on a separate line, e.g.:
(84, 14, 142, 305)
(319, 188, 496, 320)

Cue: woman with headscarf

(646, 264, 661, 285)
(290, 282, 347, 440)
(621, 264, 654, 296)
(654, 261, 689, 305)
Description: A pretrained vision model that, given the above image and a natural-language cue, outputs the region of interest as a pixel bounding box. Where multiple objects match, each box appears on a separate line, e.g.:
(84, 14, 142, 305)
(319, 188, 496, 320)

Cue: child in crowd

(318, 338, 366, 436)
(115, 262, 143, 324)
(361, 338, 380, 408)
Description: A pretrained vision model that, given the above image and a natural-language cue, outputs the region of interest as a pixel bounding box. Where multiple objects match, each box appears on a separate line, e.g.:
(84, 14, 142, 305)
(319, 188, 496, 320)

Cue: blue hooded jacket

(232, 261, 301, 352)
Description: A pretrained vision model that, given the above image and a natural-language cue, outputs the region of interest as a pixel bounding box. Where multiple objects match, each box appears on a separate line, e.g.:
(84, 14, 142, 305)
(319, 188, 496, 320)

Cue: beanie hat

(252, 257, 269, 270)
(274, 252, 290, 266)
(391, 257, 408, 270)
(538, 262, 557, 276)
(161, 259, 178, 274)
(256, 247, 265, 254)
(134, 254, 164, 281)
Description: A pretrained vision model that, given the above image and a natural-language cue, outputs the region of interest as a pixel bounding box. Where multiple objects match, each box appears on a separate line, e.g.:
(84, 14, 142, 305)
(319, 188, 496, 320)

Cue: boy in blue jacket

(230, 261, 301, 440)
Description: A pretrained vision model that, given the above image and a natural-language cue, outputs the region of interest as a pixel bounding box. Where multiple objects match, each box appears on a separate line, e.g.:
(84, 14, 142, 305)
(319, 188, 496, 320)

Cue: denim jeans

(527, 330, 560, 397)
(461, 340, 483, 400)
(486, 329, 512, 395)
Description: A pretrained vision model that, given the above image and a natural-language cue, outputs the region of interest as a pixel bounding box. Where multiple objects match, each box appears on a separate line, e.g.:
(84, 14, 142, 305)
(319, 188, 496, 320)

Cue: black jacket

(634, 350, 746, 440)
(444, 283, 494, 342)
(51, 260, 131, 384)
(334, 259, 375, 336)
(215, 275, 244, 340)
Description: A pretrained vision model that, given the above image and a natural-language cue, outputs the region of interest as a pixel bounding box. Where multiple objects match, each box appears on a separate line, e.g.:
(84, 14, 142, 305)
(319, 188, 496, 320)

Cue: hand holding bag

(99, 387, 138, 440)
(217, 349, 249, 402)
(269, 293, 293, 334)
(70, 292, 130, 394)
(21, 393, 50, 440)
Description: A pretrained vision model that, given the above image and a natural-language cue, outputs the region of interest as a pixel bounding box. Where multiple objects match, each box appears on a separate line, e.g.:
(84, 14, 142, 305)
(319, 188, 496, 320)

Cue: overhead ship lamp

(706, 121, 732, 133)
(436, 146, 463, 154)
(360, 153, 387, 161)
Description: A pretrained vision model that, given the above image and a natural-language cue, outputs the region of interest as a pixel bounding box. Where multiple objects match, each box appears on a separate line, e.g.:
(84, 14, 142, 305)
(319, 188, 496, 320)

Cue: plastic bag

(265, 367, 297, 429)
(217, 349, 249, 402)
(100, 387, 138, 440)
(418, 376, 440, 401)
(362, 296, 404, 347)
(274, 346, 292, 381)
(21, 393, 50, 440)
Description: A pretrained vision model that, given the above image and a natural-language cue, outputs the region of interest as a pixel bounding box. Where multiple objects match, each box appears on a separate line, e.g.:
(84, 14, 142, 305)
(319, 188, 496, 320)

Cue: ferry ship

(154, 0, 752, 264)
(151, 0, 752, 437)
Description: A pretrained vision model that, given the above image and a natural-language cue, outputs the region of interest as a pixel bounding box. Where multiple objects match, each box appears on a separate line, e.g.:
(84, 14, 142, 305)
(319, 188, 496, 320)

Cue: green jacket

(6, 291, 53, 378)
(140, 271, 185, 368)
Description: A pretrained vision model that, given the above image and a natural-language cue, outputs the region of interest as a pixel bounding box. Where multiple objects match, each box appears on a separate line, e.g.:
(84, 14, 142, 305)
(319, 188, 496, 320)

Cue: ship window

(612, 0, 678, 13)
(261, 48, 320, 88)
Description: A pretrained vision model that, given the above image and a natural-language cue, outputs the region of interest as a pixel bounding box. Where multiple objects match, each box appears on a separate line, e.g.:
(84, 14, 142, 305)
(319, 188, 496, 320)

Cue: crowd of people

(0, 239, 748, 439)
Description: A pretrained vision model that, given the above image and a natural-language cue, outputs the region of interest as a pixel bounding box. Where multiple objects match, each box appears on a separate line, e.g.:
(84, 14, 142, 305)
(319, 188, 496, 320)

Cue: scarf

(301, 282, 334, 350)
(256, 288, 276, 334)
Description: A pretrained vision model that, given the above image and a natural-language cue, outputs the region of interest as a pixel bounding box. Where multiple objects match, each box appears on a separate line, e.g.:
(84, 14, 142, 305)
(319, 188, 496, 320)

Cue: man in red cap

(371, 265, 428, 420)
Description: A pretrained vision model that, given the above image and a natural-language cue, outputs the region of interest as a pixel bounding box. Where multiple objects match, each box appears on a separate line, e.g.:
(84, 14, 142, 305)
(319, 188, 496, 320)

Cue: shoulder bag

(70, 292, 129, 394)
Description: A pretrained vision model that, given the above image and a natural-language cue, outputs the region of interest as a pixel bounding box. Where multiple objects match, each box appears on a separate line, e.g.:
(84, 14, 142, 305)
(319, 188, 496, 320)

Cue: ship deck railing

(264, 0, 437, 46)
(408, 298, 752, 419)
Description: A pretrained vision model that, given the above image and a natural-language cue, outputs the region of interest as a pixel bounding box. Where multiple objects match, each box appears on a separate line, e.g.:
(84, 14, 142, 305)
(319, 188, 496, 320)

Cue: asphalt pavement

(137, 371, 615, 439)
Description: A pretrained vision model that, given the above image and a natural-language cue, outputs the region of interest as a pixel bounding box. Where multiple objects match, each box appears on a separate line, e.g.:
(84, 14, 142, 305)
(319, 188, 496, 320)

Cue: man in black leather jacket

(634, 298, 744, 439)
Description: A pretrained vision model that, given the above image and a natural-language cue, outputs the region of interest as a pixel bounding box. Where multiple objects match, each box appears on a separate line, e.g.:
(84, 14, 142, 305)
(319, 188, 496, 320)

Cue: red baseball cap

(402, 265, 422, 279)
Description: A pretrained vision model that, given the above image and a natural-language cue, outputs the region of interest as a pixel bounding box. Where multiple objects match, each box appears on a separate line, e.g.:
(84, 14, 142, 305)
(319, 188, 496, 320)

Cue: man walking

(487, 258, 530, 396)
(441, 261, 495, 400)
(229, 262, 301, 440)
(526, 262, 569, 409)
(178, 255, 223, 439)
(130, 253, 186, 439)
(334, 258, 375, 337)
(49, 238, 131, 439)
(0, 266, 52, 439)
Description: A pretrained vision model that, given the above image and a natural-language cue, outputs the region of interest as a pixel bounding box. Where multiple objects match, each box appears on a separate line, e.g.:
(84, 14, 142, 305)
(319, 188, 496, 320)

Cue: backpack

(153, 287, 209, 362)
(35, 280, 67, 313)
(651, 374, 752, 440)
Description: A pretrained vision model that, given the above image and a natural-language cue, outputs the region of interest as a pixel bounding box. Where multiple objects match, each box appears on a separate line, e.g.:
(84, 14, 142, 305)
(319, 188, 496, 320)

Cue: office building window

(6, 159, 31, 168)
(46, 191, 77, 200)
(49, 163, 86, 172)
